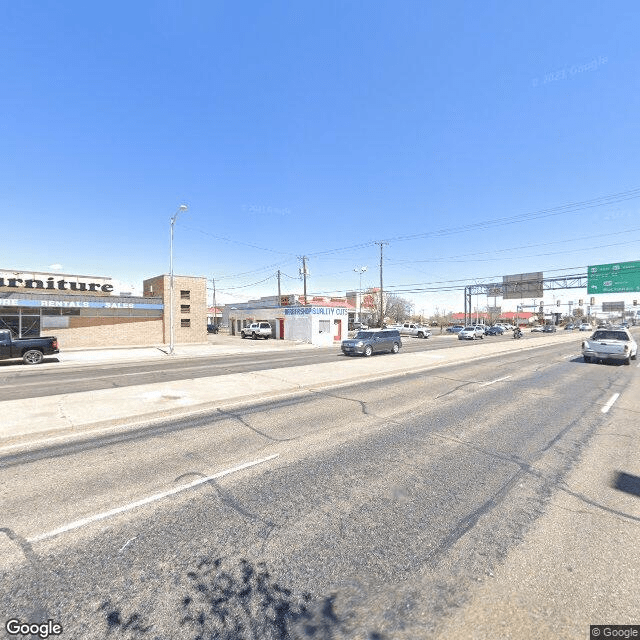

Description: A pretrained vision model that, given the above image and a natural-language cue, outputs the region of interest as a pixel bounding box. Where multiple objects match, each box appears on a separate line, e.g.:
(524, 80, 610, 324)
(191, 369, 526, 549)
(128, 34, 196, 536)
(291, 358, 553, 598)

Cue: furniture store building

(0, 268, 207, 348)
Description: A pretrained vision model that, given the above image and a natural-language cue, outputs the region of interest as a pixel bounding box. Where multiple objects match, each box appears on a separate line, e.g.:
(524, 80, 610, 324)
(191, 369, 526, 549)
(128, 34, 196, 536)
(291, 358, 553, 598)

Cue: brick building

(0, 268, 206, 348)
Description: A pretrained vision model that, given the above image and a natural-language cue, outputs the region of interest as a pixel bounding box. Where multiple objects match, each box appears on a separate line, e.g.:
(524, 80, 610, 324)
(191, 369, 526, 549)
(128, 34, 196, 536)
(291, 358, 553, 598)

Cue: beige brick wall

(143, 274, 207, 344)
(53, 318, 163, 349)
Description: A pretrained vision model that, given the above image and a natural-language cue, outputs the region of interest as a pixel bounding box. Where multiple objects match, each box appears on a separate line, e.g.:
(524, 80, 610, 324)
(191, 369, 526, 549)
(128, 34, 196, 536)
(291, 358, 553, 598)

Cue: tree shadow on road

(100, 555, 386, 640)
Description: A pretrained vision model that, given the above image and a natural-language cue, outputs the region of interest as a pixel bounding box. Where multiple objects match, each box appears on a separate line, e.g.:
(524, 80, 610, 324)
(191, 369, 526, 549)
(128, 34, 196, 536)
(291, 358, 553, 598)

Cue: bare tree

(384, 294, 412, 324)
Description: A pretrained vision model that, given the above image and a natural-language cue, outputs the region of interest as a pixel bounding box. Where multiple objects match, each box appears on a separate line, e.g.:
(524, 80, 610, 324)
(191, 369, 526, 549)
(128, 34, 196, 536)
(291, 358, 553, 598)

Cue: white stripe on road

(480, 375, 512, 387)
(601, 393, 620, 414)
(27, 454, 279, 543)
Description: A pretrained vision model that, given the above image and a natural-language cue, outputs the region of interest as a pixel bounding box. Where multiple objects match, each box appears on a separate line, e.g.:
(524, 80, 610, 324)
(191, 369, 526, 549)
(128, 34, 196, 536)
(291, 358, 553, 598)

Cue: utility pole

(211, 277, 217, 324)
(375, 242, 388, 327)
(299, 256, 309, 304)
(277, 269, 281, 304)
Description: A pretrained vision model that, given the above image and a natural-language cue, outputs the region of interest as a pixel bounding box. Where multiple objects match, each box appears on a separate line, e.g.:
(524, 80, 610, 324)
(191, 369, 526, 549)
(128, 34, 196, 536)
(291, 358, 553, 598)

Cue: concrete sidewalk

(0, 332, 584, 447)
(54, 333, 318, 365)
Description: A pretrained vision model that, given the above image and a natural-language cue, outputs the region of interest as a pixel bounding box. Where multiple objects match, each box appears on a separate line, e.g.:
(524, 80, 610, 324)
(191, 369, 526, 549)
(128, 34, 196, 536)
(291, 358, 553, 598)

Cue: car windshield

(464, 327, 475, 330)
(354, 331, 374, 339)
(592, 331, 629, 341)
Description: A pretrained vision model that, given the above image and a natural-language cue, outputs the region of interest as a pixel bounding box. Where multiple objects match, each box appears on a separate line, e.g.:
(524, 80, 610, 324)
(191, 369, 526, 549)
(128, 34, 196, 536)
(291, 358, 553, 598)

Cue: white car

(458, 326, 484, 340)
(582, 328, 637, 365)
(579, 323, 592, 331)
(530, 325, 545, 332)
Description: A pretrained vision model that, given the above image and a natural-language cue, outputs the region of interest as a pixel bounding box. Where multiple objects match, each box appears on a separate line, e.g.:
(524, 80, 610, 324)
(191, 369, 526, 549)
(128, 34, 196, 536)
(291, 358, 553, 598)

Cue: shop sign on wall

(284, 307, 348, 316)
(0, 298, 163, 309)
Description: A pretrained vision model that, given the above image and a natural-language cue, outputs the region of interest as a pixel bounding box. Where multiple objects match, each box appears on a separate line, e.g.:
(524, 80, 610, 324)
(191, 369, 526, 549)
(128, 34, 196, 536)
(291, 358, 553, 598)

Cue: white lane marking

(119, 536, 137, 552)
(601, 393, 620, 414)
(27, 454, 279, 543)
(480, 375, 512, 387)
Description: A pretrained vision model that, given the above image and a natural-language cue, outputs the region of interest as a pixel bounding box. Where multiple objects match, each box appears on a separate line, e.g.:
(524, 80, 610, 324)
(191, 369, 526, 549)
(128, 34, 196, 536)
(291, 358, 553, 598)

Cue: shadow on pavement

(99, 555, 386, 640)
(613, 471, 640, 498)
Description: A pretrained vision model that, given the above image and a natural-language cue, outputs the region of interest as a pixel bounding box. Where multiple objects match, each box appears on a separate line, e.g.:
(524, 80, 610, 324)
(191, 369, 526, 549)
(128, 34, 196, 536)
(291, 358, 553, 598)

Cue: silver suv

(341, 329, 402, 357)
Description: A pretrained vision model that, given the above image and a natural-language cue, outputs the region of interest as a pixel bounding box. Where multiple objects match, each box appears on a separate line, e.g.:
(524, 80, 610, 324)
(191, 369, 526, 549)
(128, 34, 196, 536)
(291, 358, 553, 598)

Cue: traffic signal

(579, 299, 583, 306)
(634, 300, 638, 306)
(557, 300, 560, 307)
(590, 297, 595, 305)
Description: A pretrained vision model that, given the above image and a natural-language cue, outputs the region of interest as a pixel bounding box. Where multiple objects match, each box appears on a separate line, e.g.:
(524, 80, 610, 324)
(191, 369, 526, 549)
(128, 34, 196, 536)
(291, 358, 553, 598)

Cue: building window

(180, 290, 190, 299)
(181, 318, 190, 328)
(180, 304, 190, 313)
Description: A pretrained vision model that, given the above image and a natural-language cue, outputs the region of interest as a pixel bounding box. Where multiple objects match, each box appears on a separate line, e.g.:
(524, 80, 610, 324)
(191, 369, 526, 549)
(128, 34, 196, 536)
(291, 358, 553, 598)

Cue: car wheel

(583, 355, 591, 363)
(391, 342, 399, 354)
(23, 349, 44, 365)
(480, 334, 484, 339)
(624, 356, 631, 366)
(252, 332, 257, 339)
(631, 351, 637, 360)
(241, 332, 246, 339)
(363, 345, 373, 357)
(417, 332, 424, 339)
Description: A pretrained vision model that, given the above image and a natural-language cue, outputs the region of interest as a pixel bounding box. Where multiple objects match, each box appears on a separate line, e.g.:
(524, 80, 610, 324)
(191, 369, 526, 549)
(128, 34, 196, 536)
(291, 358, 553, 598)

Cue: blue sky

(3, 1, 640, 315)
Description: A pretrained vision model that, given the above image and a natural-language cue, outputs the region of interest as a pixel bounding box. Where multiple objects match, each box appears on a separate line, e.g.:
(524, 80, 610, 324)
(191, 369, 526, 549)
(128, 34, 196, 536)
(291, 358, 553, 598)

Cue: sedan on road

(447, 325, 465, 333)
(486, 326, 505, 336)
(458, 326, 485, 340)
(543, 324, 557, 333)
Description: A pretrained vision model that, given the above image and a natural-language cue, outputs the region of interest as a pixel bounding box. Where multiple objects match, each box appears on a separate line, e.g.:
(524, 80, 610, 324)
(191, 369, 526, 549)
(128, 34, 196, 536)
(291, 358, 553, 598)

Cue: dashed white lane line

(601, 393, 620, 414)
(27, 454, 279, 543)
(480, 375, 512, 387)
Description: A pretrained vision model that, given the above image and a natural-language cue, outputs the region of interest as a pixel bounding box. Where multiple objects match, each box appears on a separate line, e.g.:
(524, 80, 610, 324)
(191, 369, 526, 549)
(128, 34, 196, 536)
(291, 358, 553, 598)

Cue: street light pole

(169, 204, 188, 355)
(354, 266, 367, 321)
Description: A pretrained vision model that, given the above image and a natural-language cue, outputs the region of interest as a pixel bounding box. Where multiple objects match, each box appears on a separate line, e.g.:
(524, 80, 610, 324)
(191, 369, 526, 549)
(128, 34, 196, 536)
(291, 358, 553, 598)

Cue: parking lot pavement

(0, 331, 585, 447)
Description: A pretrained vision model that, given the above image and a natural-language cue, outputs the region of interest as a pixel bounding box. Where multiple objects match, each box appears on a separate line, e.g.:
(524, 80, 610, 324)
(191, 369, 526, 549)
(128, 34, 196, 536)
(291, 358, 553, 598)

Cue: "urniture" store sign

(0, 276, 113, 293)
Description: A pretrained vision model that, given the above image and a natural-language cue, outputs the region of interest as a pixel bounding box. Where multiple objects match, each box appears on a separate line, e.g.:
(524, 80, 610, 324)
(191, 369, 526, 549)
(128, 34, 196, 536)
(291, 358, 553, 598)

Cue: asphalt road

(2, 339, 637, 638)
(0, 331, 559, 400)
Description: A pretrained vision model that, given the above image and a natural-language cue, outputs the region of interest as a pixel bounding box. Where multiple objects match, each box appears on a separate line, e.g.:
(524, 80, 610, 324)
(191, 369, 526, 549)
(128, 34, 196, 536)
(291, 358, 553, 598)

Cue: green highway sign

(588, 260, 640, 294)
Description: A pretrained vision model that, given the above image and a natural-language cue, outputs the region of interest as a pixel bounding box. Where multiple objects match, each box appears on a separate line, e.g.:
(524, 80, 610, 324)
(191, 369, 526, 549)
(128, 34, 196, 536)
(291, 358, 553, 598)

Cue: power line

(388, 227, 640, 264)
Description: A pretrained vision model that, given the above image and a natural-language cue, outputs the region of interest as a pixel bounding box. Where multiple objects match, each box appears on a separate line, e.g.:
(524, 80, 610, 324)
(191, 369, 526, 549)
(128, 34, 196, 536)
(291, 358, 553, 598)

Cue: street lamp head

(179, 204, 188, 211)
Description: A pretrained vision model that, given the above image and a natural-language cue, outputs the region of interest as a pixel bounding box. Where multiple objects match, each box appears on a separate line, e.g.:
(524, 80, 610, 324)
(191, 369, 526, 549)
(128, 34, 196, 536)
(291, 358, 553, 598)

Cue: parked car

(207, 323, 219, 334)
(582, 328, 637, 365)
(531, 325, 545, 332)
(240, 322, 273, 339)
(578, 323, 592, 331)
(447, 325, 465, 333)
(341, 329, 402, 357)
(564, 324, 575, 331)
(486, 325, 505, 336)
(349, 321, 369, 331)
(458, 326, 484, 340)
(543, 324, 557, 333)
(0, 329, 59, 365)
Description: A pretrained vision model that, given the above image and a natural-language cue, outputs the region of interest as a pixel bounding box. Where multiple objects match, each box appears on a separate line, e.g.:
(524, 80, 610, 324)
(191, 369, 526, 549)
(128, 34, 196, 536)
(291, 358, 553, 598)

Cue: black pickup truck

(0, 329, 59, 364)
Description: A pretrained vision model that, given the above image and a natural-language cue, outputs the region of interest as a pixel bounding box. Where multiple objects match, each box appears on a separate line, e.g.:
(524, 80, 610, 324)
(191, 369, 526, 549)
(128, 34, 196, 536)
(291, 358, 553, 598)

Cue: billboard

(502, 272, 544, 299)
(486, 284, 504, 297)
(588, 261, 640, 294)
(602, 301, 625, 312)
